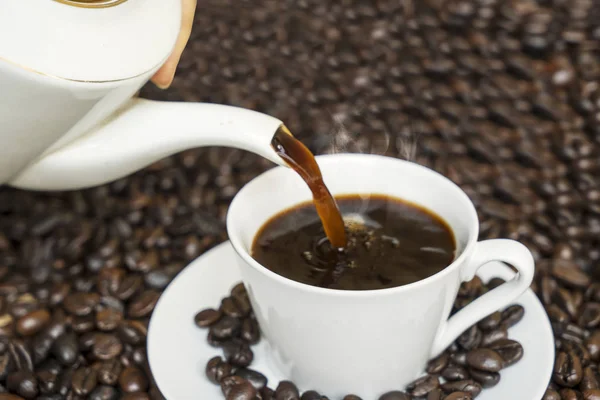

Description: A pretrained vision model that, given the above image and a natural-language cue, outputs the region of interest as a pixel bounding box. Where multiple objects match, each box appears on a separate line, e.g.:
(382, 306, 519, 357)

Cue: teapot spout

(9, 98, 288, 191)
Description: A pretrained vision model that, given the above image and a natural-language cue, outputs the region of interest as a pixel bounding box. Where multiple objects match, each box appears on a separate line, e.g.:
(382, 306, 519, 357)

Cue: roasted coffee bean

(426, 389, 443, 400)
(221, 376, 247, 397)
(240, 318, 260, 344)
(96, 309, 123, 331)
(553, 261, 591, 288)
(407, 374, 439, 397)
(0, 395, 25, 400)
(63, 293, 100, 317)
(211, 316, 242, 340)
(223, 338, 253, 367)
(88, 385, 118, 400)
(16, 309, 50, 337)
(32, 333, 54, 365)
(71, 367, 97, 396)
(194, 308, 222, 327)
(221, 297, 243, 318)
(275, 381, 300, 400)
(6, 370, 38, 399)
(542, 389, 561, 400)
(560, 388, 584, 400)
(127, 290, 160, 318)
(119, 366, 148, 393)
(450, 350, 468, 366)
(553, 351, 583, 387)
(342, 396, 362, 400)
(488, 339, 524, 367)
(226, 380, 257, 400)
(206, 356, 233, 384)
(480, 327, 508, 347)
(444, 393, 472, 400)
(378, 391, 410, 400)
(300, 391, 321, 400)
(121, 393, 150, 400)
(583, 389, 600, 400)
(117, 320, 147, 346)
(468, 368, 500, 388)
(92, 334, 122, 360)
(581, 366, 600, 390)
(458, 325, 482, 350)
(478, 312, 502, 331)
(587, 332, 600, 362)
(52, 331, 79, 366)
(97, 359, 122, 386)
(441, 380, 482, 397)
(442, 365, 470, 381)
(466, 349, 504, 372)
(427, 353, 449, 374)
(500, 305, 525, 328)
(234, 368, 267, 390)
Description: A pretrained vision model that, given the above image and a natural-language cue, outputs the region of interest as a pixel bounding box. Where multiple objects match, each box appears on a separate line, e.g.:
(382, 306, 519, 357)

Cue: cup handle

(430, 239, 535, 357)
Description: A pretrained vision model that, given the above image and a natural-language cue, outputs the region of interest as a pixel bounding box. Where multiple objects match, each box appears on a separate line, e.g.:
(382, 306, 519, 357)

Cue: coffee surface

(251, 194, 456, 290)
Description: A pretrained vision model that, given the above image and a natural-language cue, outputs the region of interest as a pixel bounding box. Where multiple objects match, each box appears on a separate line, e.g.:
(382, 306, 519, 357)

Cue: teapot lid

(0, 0, 181, 82)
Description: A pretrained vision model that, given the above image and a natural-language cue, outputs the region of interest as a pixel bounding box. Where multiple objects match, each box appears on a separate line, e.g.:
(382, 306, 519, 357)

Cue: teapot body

(0, 60, 156, 184)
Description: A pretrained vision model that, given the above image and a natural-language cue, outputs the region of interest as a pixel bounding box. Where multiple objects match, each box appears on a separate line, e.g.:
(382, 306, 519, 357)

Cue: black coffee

(251, 194, 456, 290)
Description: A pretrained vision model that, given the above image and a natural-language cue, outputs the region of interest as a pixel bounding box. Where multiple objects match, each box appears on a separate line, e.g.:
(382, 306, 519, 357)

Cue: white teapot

(0, 0, 287, 191)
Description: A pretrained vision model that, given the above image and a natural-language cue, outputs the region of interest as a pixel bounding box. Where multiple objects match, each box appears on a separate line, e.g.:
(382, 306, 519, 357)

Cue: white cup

(227, 153, 534, 399)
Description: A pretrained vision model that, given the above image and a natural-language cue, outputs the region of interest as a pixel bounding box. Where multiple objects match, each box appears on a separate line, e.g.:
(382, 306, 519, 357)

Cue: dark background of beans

(0, 0, 600, 398)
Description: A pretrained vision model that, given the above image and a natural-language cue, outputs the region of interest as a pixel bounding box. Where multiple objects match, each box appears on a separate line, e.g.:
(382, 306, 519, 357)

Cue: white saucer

(148, 241, 554, 400)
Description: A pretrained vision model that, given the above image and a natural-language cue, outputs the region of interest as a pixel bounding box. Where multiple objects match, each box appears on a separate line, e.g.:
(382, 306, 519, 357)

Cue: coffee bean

(234, 368, 267, 390)
(500, 305, 525, 328)
(488, 339, 524, 367)
(409, 374, 439, 397)
(0, 395, 25, 400)
(223, 338, 253, 367)
(92, 334, 122, 360)
(221, 376, 246, 397)
(427, 353, 449, 374)
(481, 327, 508, 347)
(97, 359, 122, 386)
(32, 333, 54, 365)
(468, 368, 500, 388)
(583, 389, 600, 400)
(444, 393, 472, 400)
(275, 381, 300, 400)
(378, 391, 410, 400)
(127, 290, 160, 318)
(194, 308, 222, 328)
(118, 366, 148, 393)
(6, 371, 38, 399)
(342, 396, 362, 400)
(441, 380, 481, 397)
(71, 367, 97, 395)
(466, 349, 504, 372)
(581, 366, 600, 390)
(416, 386, 439, 400)
(16, 309, 50, 336)
(478, 312, 502, 331)
(301, 391, 321, 400)
(542, 389, 561, 400)
(240, 318, 260, 344)
(554, 351, 583, 387)
(458, 325, 482, 350)
(88, 385, 118, 400)
(117, 320, 147, 346)
(560, 388, 584, 400)
(63, 293, 100, 316)
(226, 380, 257, 400)
(96, 309, 123, 331)
(442, 365, 470, 381)
(553, 261, 591, 288)
(206, 356, 233, 384)
(52, 331, 79, 366)
(122, 393, 150, 400)
(211, 316, 242, 340)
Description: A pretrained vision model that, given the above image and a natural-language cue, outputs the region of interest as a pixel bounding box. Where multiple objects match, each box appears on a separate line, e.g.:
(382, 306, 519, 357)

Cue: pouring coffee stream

(271, 125, 348, 250)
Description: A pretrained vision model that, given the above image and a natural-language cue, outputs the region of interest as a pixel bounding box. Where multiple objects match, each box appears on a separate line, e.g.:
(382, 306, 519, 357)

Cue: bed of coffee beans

(0, 0, 598, 398)
(195, 279, 525, 399)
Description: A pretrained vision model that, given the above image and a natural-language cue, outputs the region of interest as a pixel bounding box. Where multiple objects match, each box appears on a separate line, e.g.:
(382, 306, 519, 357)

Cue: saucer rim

(148, 240, 554, 400)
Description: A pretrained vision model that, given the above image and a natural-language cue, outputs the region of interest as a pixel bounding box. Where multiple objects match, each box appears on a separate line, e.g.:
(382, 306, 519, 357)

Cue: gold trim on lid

(54, 0, 128, 8)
